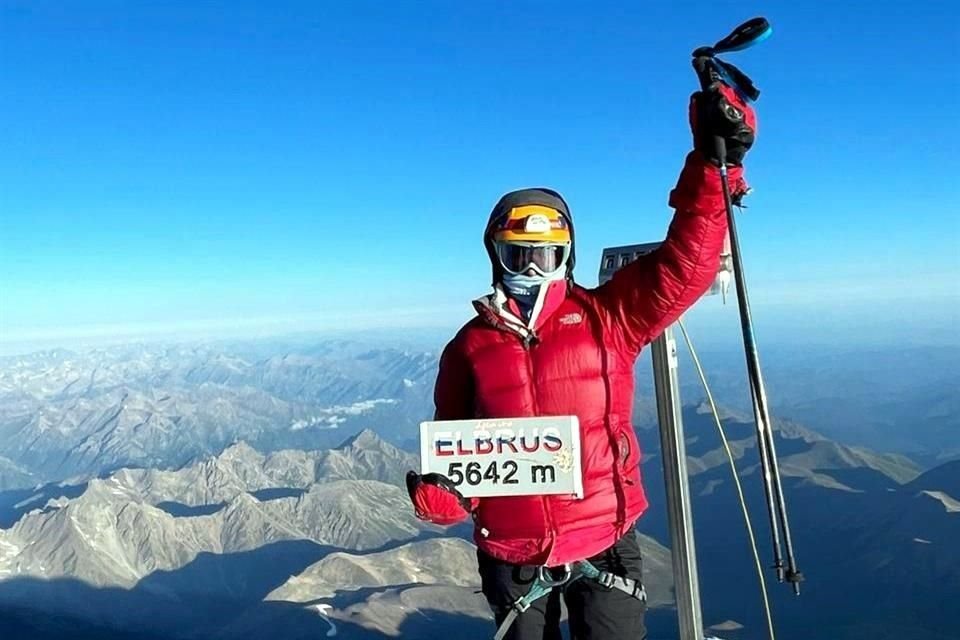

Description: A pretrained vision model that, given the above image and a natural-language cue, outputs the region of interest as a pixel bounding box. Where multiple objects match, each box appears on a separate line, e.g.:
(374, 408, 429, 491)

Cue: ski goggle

(495, 241, 571, 276)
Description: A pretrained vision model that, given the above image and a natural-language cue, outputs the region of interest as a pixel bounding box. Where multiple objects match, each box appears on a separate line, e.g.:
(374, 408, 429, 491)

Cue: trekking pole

(719, 155, 802, 594)
(694, 17, 804, 595)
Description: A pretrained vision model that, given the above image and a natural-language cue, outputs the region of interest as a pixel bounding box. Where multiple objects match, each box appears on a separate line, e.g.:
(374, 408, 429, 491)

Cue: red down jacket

(419, 152, 742, 566)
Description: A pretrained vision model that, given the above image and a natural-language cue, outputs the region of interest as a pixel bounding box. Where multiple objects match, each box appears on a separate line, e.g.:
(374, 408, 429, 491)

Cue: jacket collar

(473, 280, 569, 339)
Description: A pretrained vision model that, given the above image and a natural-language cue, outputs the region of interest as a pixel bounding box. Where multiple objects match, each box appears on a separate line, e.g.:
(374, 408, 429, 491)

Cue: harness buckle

(511, 596, 533, 614)
(536, 564, 572, 587)
(493, 560, 646, 640)
(595, 570, 616, 589)
(633, 582, 648, 601)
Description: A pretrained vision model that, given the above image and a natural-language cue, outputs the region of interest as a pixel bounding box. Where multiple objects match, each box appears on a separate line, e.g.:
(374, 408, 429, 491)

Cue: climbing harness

(492, 559, 646, 640)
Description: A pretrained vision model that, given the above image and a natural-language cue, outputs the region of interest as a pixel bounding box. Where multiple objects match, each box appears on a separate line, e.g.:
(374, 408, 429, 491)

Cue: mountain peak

(318, 429, 418, 487)
(906, 459, 960, 496)
(692, 400, 745, 423)
(338, 429, 387, 451)
(218, 440, 263, 462)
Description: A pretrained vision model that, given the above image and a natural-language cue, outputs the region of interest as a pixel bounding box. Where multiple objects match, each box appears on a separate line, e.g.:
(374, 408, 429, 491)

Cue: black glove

(690, 56, 757, 167)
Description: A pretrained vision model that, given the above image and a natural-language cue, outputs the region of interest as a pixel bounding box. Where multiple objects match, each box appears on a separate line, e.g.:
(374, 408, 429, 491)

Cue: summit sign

(419, 416, 583, 499)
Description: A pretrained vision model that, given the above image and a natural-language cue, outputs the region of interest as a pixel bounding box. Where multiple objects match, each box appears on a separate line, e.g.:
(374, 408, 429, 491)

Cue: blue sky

(1, 1, 957, 352)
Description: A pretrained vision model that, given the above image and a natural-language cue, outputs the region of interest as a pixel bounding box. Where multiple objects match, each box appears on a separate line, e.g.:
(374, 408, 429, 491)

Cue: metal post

(599, 243, 711, 640)
(651, 327, 703, 640)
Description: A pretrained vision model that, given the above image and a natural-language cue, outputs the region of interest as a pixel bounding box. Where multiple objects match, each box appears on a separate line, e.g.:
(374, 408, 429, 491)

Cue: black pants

(478, 531, 647, 640)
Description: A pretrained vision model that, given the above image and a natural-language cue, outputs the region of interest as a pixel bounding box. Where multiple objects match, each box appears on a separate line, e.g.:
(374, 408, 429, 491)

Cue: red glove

(689, 57, 757, 167)
(406, 471, 477, 525)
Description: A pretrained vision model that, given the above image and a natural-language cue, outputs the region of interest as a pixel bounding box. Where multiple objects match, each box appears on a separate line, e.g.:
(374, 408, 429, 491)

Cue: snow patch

(335, 399, 397, 415)
(290, 399, 397, 431)
(0, 537, 21, 577)
(922, 490, 960, 512)
(291, 416, 345, 431)
(15, 493, 46, 510)
(313, 604, 338, 637)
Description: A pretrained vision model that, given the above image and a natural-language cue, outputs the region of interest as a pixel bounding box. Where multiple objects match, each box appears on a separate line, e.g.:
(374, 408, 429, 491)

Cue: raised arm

(597, 81, 755, 351)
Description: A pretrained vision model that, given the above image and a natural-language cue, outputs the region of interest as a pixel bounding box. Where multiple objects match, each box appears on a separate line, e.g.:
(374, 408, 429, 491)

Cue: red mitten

(406, 471, 477, 525)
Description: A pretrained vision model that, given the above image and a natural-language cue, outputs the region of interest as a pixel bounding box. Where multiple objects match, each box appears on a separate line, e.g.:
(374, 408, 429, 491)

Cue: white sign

(419, 416, 583, 499)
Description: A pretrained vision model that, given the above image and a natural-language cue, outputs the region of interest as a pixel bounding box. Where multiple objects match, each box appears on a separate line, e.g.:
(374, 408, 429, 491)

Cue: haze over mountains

(0, 338, 957, 639)
(0, 342, 436, 488)
(1, 338, 954, 493)
(664, 342, 960, 465)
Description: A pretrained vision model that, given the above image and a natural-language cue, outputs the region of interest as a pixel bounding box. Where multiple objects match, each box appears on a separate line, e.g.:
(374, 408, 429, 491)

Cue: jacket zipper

(522, 333, 557, 551)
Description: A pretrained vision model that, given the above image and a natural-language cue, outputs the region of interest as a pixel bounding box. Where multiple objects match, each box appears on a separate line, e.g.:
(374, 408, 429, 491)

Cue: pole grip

(713, 135, 728, 167)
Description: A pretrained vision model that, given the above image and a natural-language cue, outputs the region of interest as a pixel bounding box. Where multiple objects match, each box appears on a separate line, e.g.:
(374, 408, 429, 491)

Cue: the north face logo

(559, 312, 583, 325)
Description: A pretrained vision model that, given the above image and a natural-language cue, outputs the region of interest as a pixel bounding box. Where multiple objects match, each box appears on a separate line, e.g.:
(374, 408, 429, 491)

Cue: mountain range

(0, 339, 957, 639)
(0, 342, 436, 487)
(0, 419, 956, 639)
(0, 429, 673, 639)
(633, 404, 956, 640)
(2, 340, 957, 492)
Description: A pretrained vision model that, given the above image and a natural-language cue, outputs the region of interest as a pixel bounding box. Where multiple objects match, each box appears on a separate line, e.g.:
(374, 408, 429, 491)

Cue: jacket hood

(483, 187, 576, 284)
